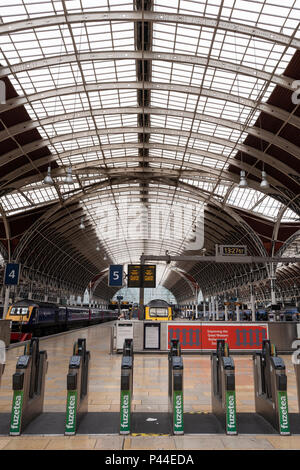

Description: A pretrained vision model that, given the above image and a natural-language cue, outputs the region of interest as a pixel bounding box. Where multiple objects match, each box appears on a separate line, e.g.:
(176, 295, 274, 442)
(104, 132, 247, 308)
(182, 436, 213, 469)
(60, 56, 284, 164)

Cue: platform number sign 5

(4, 263, 20, 286)
(108, 265, 123, 287)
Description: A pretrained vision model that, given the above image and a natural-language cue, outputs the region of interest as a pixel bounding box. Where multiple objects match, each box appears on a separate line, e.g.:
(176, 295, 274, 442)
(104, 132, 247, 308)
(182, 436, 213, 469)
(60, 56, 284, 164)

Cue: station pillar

(235, 290, 240, 322)
(270, 277, 277, 305)
(224, 297, 228, 321)
(250, 284, 256, 322)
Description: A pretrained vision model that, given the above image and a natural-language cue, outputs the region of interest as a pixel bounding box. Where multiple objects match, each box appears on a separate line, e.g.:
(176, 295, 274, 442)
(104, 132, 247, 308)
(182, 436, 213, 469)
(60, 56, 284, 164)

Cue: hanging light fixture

(103, 254, 107, 261)
(260, 170, 270, 189)
(43, 166, 54, 185)
(64, 166, 74, 185)
(96, 245, 100, 252)
(79, 217, 85, 230)
(238, 170, 248, 188)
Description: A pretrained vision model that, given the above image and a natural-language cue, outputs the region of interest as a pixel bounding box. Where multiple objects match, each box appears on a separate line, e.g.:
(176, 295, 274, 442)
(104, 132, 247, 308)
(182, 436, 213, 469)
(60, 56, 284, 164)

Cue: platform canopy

(0, 0, 300, 300)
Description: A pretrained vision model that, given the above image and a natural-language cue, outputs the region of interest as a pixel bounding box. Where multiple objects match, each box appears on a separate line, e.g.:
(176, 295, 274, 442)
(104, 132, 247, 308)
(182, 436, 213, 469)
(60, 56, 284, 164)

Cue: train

(144, 299, 173, 321)
(189, 307, 299, 322)
(5, 299, 119, 342)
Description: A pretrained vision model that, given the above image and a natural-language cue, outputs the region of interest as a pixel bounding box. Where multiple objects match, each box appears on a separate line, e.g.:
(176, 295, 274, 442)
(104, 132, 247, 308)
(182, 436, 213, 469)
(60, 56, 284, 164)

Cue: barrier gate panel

(120, 339, 133, 435)
(211, 340, 237, 435)
(253, 340, 290, 435)
(10, 338, 48, 436)
(65, 338, 90, 435)
(168, 339, 184, 435)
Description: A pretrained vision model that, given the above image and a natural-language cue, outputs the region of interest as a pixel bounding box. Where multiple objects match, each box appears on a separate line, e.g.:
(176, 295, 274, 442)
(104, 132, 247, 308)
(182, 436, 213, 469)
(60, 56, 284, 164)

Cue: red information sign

(168, 323, 268, 351)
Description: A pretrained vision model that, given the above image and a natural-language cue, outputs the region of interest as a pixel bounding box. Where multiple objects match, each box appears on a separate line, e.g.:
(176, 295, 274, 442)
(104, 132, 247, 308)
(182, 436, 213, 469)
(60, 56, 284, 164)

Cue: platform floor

(0, 322, 300, 450)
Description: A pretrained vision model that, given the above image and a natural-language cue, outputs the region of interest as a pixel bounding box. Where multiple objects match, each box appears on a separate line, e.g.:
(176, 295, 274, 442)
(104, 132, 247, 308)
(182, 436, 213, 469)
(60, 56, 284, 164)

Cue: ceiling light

(260, 171, 270, 189)
(238, 170, 248, 188)
(43, 166, 54, 185)
(64, 166, 74, 185)
(79, 217, 85, 230)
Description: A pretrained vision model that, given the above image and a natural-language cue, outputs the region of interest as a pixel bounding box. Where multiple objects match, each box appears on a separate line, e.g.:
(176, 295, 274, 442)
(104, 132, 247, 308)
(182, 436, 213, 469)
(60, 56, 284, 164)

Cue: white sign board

(116, 322, 134, 350)
(144, 323, 160, 350)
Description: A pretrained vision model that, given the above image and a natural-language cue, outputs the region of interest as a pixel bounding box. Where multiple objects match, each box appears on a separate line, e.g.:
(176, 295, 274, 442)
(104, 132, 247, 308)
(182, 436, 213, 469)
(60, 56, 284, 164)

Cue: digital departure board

(127, 265, 142, 287)
(127, 264, 156, 288)
(219, 245, 247, 256)
(142, 265, 156, 288)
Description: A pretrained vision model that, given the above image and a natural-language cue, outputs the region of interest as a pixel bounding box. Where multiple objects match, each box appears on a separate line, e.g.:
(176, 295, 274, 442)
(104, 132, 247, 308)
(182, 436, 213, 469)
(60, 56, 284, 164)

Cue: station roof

(0, 0, 300, 299)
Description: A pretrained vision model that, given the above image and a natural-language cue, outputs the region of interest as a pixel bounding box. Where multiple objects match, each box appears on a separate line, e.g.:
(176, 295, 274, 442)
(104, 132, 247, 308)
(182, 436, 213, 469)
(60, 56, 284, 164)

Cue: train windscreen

(149, 307, 168, 317)
(10, 307, 29, 316)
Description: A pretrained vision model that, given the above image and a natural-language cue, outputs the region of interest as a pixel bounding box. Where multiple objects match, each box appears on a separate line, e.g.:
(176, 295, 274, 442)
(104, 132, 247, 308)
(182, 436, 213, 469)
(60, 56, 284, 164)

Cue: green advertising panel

(277, 391, 290, 435)
(173, 390, 184, 434)
(65, 390, 78, 435)
(10, 390, 24, 435)
(226, 390, 237, 435)
(120, 390, 131, 434)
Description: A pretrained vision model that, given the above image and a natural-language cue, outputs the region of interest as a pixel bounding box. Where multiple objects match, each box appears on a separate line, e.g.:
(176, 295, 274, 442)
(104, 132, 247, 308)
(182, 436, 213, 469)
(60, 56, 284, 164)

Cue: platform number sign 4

(4, 263, 20, 286)
(108, 265, 123, 287)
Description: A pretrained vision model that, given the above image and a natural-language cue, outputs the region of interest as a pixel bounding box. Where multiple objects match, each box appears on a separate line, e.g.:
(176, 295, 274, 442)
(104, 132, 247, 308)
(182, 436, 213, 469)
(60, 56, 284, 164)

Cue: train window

(10, 307, 29, 316)
(149, 307, 168, 317)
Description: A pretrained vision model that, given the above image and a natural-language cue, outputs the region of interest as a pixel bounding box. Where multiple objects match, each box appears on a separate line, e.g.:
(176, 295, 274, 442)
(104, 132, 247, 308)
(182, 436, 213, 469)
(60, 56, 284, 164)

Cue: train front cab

(144, 305, 172, 321)
(5, 305, 35, 342)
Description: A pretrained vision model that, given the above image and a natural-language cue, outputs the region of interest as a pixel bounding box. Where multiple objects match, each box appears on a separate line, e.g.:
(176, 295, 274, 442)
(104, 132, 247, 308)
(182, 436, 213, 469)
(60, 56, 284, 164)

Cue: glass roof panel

(0, 0, 299, 267)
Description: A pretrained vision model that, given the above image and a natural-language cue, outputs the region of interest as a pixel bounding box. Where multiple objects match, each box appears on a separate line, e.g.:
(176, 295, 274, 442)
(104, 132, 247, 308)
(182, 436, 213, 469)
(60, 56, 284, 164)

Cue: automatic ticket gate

(168, 339, 184, 435)
(211, 340, 237, 435)
(65, 338, 90, 435)
(10, 338, 48, 435)
(293, 343, 300, 413)
(120, 338, 133, 434)
(253, 339, 290, 435)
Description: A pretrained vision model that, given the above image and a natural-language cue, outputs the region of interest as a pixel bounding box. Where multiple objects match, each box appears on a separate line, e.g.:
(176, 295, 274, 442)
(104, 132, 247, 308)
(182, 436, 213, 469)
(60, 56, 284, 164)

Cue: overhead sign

(108, 265, 123, 287)
(219, 245, 248, 256)
(127, 265, 156, 288)
(142, 265, 156, 288)
(127, 265, 142, 288)
(4, 263, 20, 286)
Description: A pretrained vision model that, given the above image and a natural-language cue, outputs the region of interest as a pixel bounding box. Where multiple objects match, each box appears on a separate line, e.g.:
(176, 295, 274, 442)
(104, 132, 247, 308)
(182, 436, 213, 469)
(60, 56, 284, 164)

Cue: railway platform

(0, 322, 300, 450)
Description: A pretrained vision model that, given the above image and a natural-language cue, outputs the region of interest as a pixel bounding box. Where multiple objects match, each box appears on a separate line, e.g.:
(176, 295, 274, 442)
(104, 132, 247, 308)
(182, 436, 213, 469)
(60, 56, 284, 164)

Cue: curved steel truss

(0, 0, 300, 301)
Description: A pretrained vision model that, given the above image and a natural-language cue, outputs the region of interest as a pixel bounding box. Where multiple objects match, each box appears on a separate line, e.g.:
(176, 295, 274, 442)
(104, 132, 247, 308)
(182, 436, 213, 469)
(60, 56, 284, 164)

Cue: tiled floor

(0, 322, 300, 450)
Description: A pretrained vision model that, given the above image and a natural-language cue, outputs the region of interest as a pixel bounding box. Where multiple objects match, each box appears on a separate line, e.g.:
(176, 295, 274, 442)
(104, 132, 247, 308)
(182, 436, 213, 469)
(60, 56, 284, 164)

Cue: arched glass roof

(0, 0, 300, 288)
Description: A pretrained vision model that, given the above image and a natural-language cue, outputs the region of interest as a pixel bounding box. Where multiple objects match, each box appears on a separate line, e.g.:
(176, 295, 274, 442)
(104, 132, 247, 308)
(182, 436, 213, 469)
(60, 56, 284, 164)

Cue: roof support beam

(0, 51, 294, 90)
(3, 82, 298, 129)
(1, 107, 299, 163)
(0, 128, 297, 195)
(0, 11, 299, 49)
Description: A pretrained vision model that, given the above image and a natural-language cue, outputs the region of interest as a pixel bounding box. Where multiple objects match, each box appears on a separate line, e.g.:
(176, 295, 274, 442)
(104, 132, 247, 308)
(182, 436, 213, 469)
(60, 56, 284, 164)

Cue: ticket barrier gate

(10, 338, 48, 435)
(211, 340, 237, 435)
(168, 339, 184, 435)
(253, 339, 290, 435)
(65, 338, 90, 435)
(120, 338, 133, 434)
(293, 343, 300, 413)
